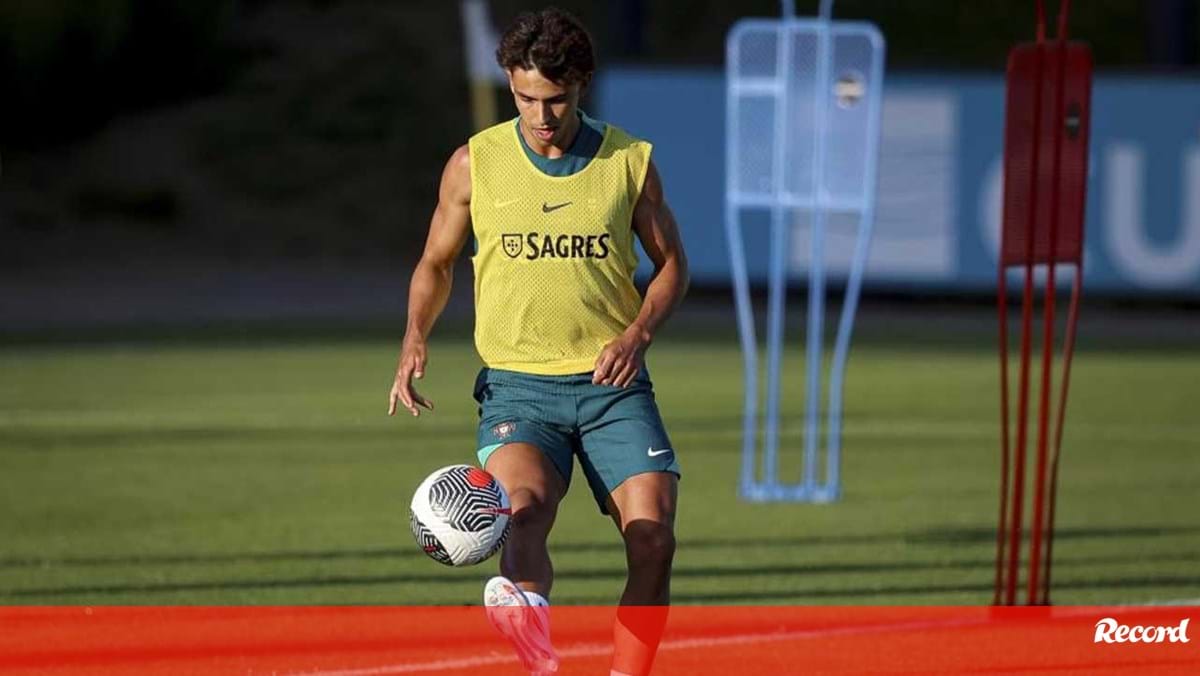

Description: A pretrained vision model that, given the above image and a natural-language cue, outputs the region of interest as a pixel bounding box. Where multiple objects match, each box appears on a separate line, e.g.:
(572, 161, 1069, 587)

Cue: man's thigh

(474, 368, 576, 491)
(606, 471, 678, 531)
(576, 371, 681, 515)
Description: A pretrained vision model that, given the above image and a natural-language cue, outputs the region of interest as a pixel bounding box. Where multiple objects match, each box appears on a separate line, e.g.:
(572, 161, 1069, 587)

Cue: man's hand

(388, 337, 435, 417)
(592, 325, 651, 388)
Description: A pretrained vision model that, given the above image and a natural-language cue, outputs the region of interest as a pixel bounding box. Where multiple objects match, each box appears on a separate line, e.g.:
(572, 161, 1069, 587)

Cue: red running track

(1, 605, 1197, 674)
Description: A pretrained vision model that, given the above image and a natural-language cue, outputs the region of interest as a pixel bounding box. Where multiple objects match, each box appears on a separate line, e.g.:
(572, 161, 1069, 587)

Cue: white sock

(523, 590, 550, 608)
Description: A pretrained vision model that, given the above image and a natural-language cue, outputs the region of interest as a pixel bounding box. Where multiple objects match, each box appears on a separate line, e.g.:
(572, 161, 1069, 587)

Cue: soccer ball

(409, 464, 512, 566)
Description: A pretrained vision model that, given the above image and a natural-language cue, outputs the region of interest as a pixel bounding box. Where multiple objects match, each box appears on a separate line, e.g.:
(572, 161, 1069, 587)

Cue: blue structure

(724, 2, 885, 503)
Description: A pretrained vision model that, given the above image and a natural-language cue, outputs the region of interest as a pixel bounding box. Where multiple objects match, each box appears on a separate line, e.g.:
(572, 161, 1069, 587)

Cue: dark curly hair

(495, 7, 596, 85)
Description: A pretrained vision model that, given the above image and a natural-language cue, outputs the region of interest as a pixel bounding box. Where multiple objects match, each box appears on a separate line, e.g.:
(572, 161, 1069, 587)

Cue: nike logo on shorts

(647, 447, 673, 457)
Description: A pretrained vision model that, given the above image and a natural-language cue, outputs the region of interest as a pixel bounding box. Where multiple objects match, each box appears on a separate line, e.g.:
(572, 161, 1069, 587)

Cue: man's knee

(509, 490, 559, 534)
(623, 520, 676, 569)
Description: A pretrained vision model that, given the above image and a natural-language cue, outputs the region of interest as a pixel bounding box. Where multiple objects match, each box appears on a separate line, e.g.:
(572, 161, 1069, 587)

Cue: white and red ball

(409, 464, 511, 566)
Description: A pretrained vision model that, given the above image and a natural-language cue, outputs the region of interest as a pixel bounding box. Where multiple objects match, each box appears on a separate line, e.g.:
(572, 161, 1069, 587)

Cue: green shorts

(473, 366, 681, 514)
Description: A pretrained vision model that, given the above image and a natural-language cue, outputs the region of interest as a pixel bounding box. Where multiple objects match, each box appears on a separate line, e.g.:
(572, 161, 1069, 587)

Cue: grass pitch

(2, 315, 1198, 605)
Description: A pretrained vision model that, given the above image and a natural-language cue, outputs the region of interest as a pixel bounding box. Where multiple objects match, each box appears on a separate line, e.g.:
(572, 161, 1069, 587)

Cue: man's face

(508, 67, 588, 147)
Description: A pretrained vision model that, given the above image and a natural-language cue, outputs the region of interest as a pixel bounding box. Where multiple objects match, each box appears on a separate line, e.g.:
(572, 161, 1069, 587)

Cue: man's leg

(607, 471, 677, 604)
(573, 368, 679, 674)
(486, 442, 568, 598)
(606, 472, 677, 675)
(484, 442, 567, 675)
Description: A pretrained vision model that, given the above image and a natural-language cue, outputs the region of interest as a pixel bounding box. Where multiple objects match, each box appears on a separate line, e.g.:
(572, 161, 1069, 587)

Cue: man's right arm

(388, 144, 472, 417)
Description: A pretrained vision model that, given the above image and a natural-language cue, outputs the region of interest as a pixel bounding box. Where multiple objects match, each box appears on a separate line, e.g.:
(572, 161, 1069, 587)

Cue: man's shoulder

(448, 143, 471, 172)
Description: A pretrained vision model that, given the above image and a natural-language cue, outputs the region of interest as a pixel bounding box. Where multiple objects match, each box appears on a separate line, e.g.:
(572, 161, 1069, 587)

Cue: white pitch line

(284, 616, 993, 676)
(1143, 597, 1200, 607)
(284, 604, 1191, 676)
(284, 651, 520, 675)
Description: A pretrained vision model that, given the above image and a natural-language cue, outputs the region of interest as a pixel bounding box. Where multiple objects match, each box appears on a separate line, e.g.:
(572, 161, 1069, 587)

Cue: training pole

(994, 0, 1091, 606)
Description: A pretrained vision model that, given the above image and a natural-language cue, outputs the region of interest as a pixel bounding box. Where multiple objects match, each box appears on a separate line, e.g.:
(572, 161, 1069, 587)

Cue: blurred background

(1, 1, 1199, 608)
(2, 0, 1199, 329)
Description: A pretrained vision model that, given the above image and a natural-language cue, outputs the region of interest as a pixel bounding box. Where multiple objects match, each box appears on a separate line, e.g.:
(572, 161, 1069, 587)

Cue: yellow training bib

(468, 118, 651, 375)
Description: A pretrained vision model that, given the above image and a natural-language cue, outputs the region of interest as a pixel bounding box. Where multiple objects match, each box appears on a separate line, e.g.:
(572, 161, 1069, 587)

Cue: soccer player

(388, 7, 687, 675)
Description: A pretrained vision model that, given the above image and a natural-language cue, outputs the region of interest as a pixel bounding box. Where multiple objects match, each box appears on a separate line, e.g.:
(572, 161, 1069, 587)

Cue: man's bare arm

(592, 160, 690, 387)
(388, 145, 472, 416)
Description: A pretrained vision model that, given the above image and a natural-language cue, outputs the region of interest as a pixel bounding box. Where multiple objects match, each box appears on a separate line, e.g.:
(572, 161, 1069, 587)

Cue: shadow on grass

(4, 525, 1196, 571)
(0, 546, 414, 570)
(903, 525, 1200, 545)
(666, 574, 1200, 603)
(4, 550, 1198, 600)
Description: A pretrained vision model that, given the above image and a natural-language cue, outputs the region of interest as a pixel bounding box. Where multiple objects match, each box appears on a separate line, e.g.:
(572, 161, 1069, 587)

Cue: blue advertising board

(596, 69, 1200, 296)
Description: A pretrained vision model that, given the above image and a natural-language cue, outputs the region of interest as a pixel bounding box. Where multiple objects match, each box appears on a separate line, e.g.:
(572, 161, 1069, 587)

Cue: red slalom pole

(995, 269, 1012, 605)
(1007, 259, 1034, 605)
(1027, 1, 1071, 604)
(1042, 265, 1083, 603)
(1005, 30, 1046, 604)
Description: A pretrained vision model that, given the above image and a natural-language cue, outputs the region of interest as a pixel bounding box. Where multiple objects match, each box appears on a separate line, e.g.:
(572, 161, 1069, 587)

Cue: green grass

(1, 332, 1198, 605)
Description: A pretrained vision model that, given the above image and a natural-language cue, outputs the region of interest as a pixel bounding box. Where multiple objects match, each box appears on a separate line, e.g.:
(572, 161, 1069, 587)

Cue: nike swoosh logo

(542, 201, 572, 213)
(494, 198, 519, 208)
(647, 447, 673, 457)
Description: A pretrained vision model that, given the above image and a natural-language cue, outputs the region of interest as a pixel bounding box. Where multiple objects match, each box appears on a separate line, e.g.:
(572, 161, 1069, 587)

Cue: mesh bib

(469, 119, 652, 375)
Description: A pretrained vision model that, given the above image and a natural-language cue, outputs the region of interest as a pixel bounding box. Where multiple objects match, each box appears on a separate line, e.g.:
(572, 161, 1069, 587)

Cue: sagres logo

(500, 232, 611, 260)
(501, 234, 523, 258)
(1094, 617, 1191, 644)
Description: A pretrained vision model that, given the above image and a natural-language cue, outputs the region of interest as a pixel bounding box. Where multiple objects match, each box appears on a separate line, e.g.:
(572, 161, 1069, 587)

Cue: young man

(388, 8, 687, 675)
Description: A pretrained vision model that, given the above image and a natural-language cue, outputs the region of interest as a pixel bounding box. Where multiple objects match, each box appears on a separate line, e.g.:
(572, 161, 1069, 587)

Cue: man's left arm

(593, 159, 690, 387)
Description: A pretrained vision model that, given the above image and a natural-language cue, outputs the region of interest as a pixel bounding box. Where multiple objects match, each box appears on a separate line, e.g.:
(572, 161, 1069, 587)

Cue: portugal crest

(491, 421, 516, 439)
(501, 234, 523, 258)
